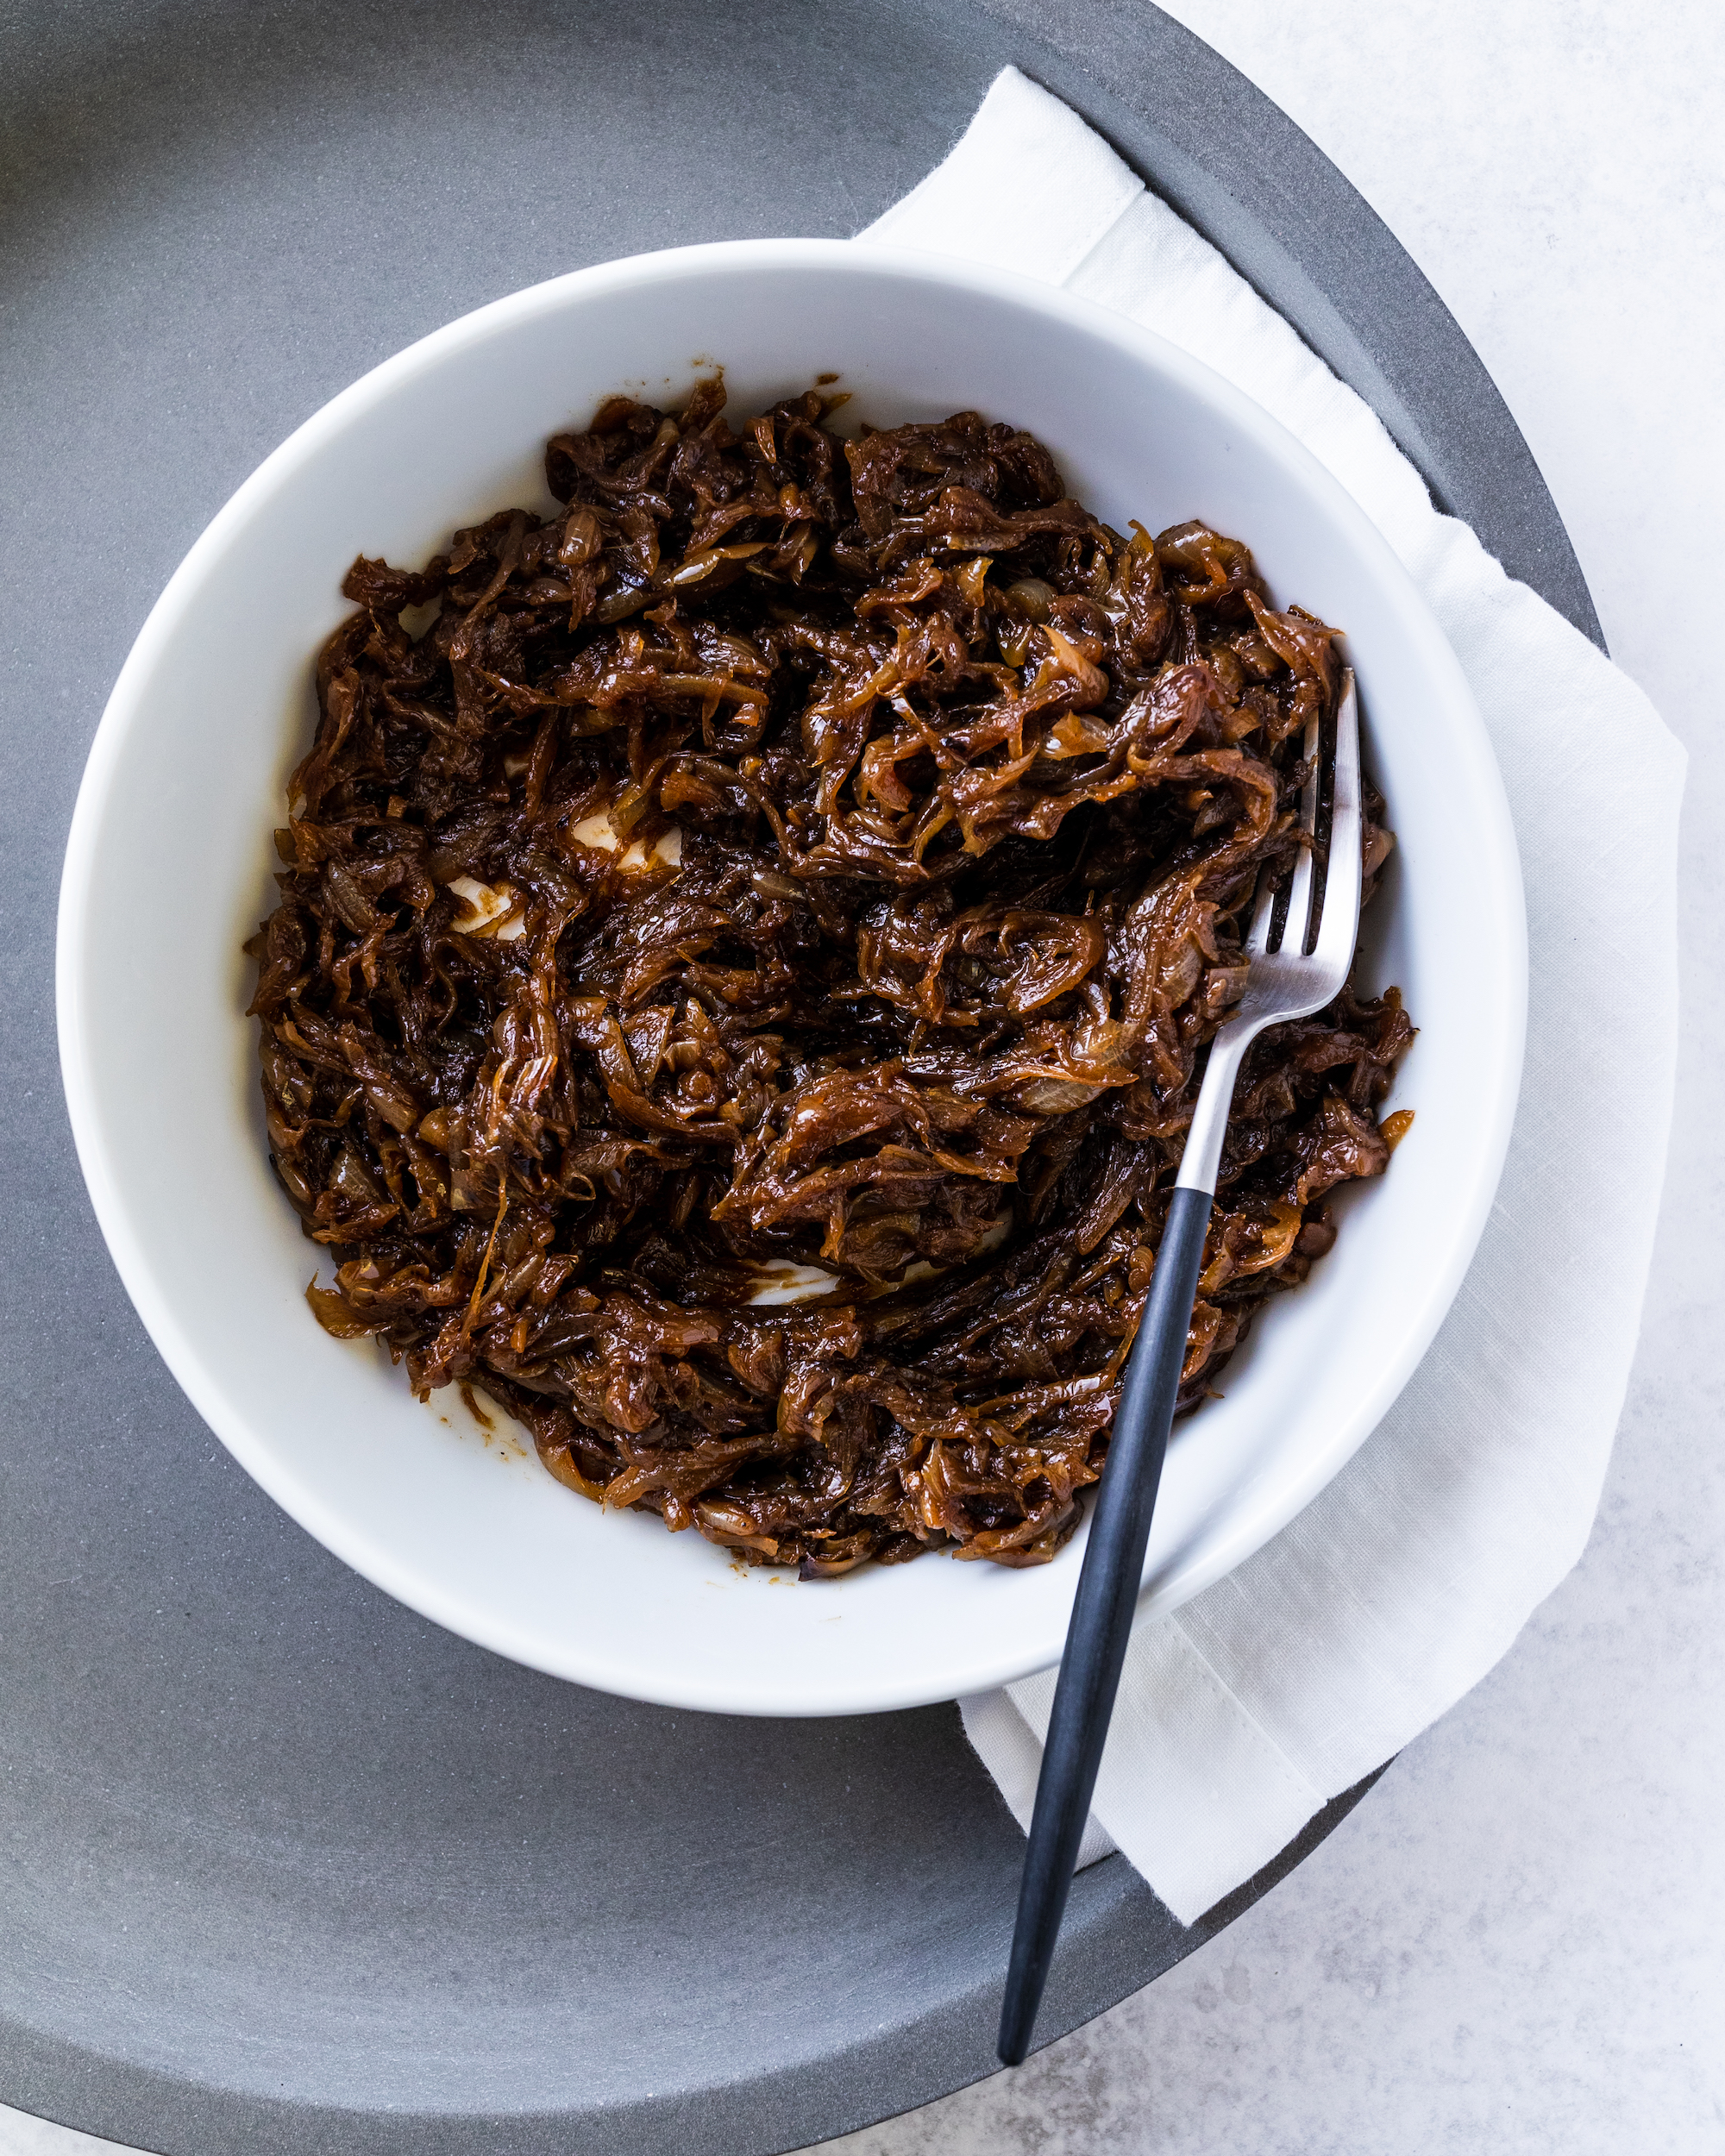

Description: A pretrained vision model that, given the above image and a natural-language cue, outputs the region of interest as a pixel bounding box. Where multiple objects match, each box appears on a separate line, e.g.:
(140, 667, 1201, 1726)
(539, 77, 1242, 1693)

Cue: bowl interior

(58, 241, 1523, 1714)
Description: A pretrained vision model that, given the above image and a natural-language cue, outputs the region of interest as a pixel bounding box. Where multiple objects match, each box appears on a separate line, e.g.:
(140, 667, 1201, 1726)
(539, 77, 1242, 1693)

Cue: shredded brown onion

(248, 385, 1412, 1575)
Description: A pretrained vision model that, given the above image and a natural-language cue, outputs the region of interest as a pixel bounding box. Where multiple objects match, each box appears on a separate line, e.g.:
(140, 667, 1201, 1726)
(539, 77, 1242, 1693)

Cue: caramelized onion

(248, 389, 1413, 1576)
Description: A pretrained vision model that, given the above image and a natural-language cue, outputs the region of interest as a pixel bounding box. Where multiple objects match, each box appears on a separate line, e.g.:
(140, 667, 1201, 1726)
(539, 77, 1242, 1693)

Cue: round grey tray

(0, 4, 1596, 2152)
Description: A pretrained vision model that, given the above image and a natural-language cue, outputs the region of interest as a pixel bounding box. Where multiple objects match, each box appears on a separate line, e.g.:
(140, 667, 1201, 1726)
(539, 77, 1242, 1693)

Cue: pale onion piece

(903, 1213, 1011, 1278)
(663, 541, 769, 587)
(446, 874, 527, 941)
(1016, 1075, 1107, 1112)
(747, 1262, 843, 1307)
(569, 811, 682, 870)
(753, 1215, 1008, 1307)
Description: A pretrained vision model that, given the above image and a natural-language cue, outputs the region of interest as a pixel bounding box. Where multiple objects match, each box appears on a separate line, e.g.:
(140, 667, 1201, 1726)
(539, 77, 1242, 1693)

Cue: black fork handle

(996, 1182, 1214, 2066)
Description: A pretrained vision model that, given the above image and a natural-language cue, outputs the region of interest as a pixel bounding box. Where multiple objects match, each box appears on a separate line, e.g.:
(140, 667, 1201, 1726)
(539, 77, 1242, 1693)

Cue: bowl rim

(56, 235, 1527, 1714)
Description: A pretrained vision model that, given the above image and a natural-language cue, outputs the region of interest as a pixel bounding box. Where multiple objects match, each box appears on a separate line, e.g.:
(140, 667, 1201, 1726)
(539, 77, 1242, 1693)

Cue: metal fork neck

(1174, 1018, 1262, 1194)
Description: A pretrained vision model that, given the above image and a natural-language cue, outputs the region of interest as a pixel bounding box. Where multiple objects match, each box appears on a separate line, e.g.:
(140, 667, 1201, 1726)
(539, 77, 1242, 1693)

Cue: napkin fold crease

(858, 68, 1685, 1925)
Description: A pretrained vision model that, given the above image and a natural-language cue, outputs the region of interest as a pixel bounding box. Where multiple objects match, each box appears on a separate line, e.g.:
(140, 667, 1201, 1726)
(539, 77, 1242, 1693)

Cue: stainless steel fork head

(1176, 668, 1363, 1195)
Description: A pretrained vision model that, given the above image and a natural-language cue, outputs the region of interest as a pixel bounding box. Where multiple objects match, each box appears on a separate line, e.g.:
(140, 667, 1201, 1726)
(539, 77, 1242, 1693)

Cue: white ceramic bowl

(57, 239, 1525, 1716)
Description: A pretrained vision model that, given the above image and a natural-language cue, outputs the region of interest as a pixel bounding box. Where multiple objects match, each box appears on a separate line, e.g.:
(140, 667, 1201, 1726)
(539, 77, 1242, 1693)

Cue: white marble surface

(4, 5, 1720, 2153)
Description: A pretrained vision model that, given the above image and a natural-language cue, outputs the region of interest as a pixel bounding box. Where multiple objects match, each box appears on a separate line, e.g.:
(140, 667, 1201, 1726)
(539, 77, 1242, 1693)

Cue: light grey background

(4, 3, 1719, 2152)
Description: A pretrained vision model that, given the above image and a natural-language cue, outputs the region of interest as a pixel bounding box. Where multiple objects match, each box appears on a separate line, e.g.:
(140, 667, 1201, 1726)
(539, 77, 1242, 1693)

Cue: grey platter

(0, 3, 1596, 2152)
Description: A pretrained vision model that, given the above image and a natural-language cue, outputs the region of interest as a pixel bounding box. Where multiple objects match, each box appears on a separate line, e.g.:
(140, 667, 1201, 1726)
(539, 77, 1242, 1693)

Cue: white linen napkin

(859, 67, 1687, 1925)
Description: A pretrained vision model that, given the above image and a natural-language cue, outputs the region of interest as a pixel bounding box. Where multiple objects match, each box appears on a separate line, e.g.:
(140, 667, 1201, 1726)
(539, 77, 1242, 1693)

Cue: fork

(997, 667, 1363, 2065)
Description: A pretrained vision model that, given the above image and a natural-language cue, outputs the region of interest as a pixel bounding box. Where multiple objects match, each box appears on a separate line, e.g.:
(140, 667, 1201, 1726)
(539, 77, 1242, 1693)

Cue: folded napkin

(859, 69, 1686, 1924)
